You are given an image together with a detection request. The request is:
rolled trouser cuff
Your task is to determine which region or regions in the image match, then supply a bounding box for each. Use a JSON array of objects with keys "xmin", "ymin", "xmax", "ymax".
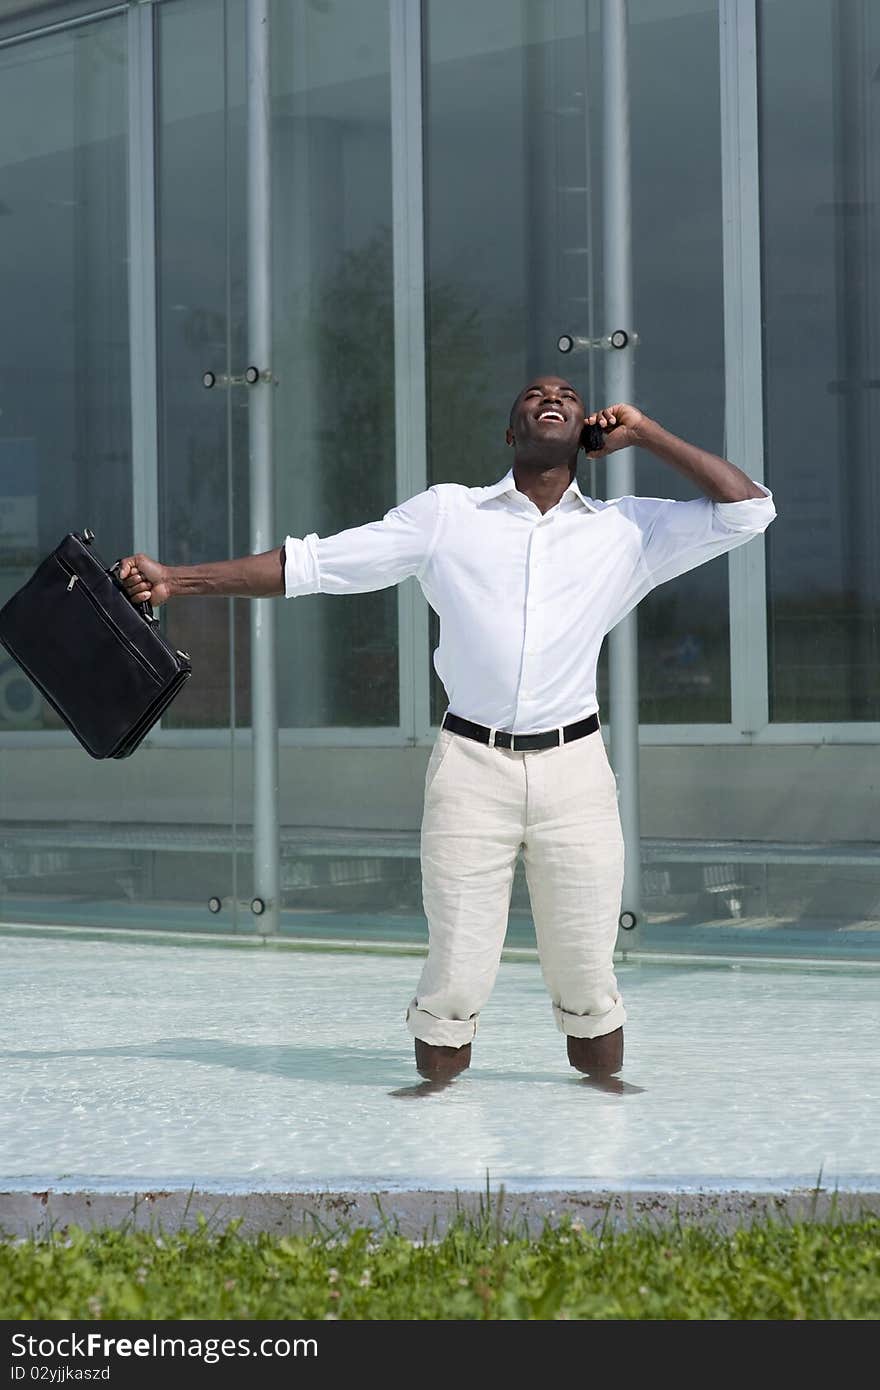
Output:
[
  {"xmin": 405, "ymin": 1000, "xmax": 478, "ymax": 1047},
  {"xmin": 553, "ymin": 996, "xmax": 626, "ymax": 1039}
]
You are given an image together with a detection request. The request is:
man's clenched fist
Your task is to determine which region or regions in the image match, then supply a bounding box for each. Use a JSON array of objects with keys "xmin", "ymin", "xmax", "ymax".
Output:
[{"xmin": 117, "ymin": 554, "xmax": 173, "ymax": 608}]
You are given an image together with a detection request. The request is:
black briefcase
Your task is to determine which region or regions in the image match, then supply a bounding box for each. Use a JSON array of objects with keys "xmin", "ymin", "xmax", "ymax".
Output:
[{"xmin": 0, "ymin": 529, "xmax": 192, "ymax": 759}]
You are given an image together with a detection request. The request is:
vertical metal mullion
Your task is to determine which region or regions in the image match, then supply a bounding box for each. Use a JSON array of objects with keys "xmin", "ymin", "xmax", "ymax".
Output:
[
  {"xmin": 601, "ymin": 0, "xmax": 642, "ymax": 948},
  {"xmin": 390, "ymin": 0, "xmax": 429, "ymax": 742},
  {"xmin": 223, "ymin": 0, "xmax": 238, "ymax": 928},
  {"xmin": 127, "ymin": 1, "xmax": 159, "ymax": 580},
  {"xmin": 720, "ymin": 0, "xmax": 769, "ymax": 736},
  {"xmin": 247, "ymin": 0, "xmax": 280, "ymax": 934}
]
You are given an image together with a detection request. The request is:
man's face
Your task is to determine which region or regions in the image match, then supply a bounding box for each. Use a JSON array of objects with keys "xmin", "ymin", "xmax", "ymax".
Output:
[{"xmin": 506, "ymin": 376, "xmax": 586, "ymax": 455}]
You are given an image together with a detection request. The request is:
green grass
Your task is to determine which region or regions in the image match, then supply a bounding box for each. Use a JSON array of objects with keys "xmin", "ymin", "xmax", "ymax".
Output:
[{"xmin": 2, "ymin": 1196, "xmax": 879, "ymax": 1320}]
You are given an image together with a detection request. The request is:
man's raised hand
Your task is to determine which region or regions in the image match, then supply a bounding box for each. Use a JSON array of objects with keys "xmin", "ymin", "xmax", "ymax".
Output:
[{"xmin": 582, "ymin": 402, "xmax": 646, "ymax": 458}]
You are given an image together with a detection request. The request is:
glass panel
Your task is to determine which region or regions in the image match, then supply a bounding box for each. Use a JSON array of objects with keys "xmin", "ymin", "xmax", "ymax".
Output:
[
  {"xmin": 151, "ymin": 0, "xmax": 244, "ymax": 925},
  {"xmin": 760, "ymin": 0, "xmax": 880, "ymax": 721},
  {"xmin": 625, "ymin": 0, "xmax": 726, "ymax": 723},
  {"xmin": 157, "ymin": 0, "xmax": 250, "ymax": 731},
  {"xmin": 0, "ymin": 14, "xmax": 143, "ymax": 927},
  {"xmin": 424, "ymin": 0, "xmax": 727, "ymax": 728},
  {"xmin": 0, "ymin": 15, "xmax": 130, "ymax": 730},
  {"xmin": 423, "ymin": 0, "xmax": 595, "ymax": 724},
  {"xmin": 270, "ymin": 0, "xmax": 397, "ymax": 727}
]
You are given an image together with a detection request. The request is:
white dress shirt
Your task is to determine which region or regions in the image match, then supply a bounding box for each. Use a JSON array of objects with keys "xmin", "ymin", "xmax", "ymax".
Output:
[{"xmin": 284, "ymin": 468, "xmax": 776, "ymax": 733}]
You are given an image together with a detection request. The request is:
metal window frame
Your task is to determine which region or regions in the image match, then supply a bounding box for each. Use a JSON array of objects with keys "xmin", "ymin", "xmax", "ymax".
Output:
[
  {"xmin": 128, "ymin": 0, "xmax": 160, "ymax": 577},
  {"xmin": 388, "ymin": 0, "xmax": 430, "ymax": 745},
  {"xmin": 0, "ymin": 2, "xmax": 127, "ymax": 48},
  {"xmin": 720, "ymin": 0, "xmax": 770, "ymax": 743},
  {"xmin": 7, "ymin": 720, "xmax": 880, "ymax": 753}
]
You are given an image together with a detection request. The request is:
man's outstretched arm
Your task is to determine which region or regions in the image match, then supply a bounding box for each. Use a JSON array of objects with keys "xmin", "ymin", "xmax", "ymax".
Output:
[
  {"xmin": 117, "ymin": 487, "xmax": 441, "ymax": 608},
  {"xmin": 117, "ymin": 547, "xmax": 285, "ymax": 607}
]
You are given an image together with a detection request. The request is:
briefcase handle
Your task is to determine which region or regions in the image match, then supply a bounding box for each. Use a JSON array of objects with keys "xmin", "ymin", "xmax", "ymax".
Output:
[
  {"xmin": 76, "ymin": 528, "xmax": 158, "ymax": 624},
  {"xmin": 107, "ymin": 558, "xmax": 157, "ymax": 624}
]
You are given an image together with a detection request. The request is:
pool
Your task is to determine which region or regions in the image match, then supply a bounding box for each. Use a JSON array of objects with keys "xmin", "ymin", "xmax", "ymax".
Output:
[{"xmin": 1, "ymin": 928, "xmax": 877, "ymax": 1194}]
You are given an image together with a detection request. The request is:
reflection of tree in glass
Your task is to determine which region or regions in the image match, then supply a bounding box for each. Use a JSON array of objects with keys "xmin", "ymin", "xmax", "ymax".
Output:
[
  {"xmin": 308, "ymin": 227, "xmax": 397, "ymax": 530},
  {"xmin": 164, "ymin": 436, "xmax": 225, "ymax": 563},
  {"xmin": 155, "ymin": 263, "xmax": 258, "ymax": 725},
  {"xmin": 277, "ymin": 225, "xmax": 503, "ymax": 722},
  {"xmin": 425, "ymin": 275, "xmax": 516, "ymax": 491},
  {"xmin": 289, "ymin": 225, "xmax": 507, "ymax": 502},
  {"xmin": 167, "ymin": 296, "xmax": 242, "ymax": 565}
]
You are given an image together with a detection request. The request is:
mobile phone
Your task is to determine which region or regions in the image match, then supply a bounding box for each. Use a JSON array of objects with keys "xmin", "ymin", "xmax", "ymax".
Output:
[{"xmin": 581, "ymin": 421, "xmax": 606, "ymax": 454}]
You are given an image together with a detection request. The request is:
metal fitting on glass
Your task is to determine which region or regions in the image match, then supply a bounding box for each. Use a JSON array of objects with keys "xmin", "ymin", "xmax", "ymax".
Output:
[
  {"xmin": 202, "ymin": 366, "xmax": 272, "ymax": 388},
  {"xmin": 557, "ymin": 330, "xmax": 639, "ymax": 354}
]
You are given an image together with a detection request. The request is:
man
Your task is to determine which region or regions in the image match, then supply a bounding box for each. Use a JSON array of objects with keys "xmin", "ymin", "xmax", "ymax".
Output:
[{"xmin": 118, "ymin": 380, "xmax": 776, "ymax": 1083}]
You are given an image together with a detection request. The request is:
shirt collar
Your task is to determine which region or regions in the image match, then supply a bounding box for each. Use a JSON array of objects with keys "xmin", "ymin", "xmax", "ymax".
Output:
[{"xmin": 477, "ymin": 468, "xmax": 599, "ymax": 512}]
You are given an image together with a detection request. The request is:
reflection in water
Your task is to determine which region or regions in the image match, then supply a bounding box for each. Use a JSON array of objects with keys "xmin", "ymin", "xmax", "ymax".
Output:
[
  {"xmin": 390, "ymin": 1077, "xmax": 462, "ymax": 1099},
  {"xmin": 579, "ymin": 1076, "xmax": 647, "ymax": 1096},
  {"xmin": 391, "ymin": 1073, "xmax": 648, "ymax": 1098}
]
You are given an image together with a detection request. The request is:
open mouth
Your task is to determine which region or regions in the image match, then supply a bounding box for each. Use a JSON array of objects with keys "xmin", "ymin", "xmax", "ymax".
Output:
[{"xmin": 536, "ymin": 410, "xmax": 565, "ymax": 423}]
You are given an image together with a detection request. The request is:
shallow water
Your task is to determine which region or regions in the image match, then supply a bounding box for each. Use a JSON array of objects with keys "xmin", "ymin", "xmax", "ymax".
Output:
[{"xmin": 0, "ymin": 933, "xmax": 877, "ymax": 1193}]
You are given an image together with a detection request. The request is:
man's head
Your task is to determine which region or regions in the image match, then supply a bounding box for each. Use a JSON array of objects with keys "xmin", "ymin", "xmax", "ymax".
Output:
[{"xmin": 506, "ymin": 375, "xmax": 587, "ymax": 470}]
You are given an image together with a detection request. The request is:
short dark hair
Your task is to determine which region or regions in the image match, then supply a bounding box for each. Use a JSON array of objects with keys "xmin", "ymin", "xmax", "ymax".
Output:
[{"xmin": 509, "ymin": 377, "xmax": 582, "ymax": 429}]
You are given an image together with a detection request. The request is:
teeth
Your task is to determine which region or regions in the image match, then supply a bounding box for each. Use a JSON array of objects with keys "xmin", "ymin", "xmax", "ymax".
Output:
[{"xmin": 538, "ymin": 411, "xmax": 564, "ymax": 421}]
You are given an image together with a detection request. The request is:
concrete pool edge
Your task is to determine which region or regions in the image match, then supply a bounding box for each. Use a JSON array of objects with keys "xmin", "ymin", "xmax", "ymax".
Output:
[{"xmin": 2, "ymin": 1187, "xmax": 879, "ymax": 1239}]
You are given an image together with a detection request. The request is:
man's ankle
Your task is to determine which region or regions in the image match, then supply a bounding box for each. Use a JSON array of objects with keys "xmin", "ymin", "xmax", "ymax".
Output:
[
  {"xmin": 414, "ymin": 1038, "xmax": 472, "ymax": 1079},
  {"xmin": 567, "ymin": 1027, "xmax": 624, "ymax": 1076}
]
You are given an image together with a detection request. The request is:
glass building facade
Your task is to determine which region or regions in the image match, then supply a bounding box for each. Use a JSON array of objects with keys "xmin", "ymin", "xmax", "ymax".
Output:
[{"xmin": 0, "ymin": 0, "xmax": 877, "ymax": 958}]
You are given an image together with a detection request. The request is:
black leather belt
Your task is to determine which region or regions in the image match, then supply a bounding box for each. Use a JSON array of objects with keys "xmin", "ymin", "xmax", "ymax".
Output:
[{"xmin": 442, "ymin": 710, "xmax": 600, "ymax": 752}]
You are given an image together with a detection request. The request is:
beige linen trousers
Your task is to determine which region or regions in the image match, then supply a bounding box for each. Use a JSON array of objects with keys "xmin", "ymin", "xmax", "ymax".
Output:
[{"xmin": 405, "ymin": 721, "xmax": 627, "ymax": 1047}]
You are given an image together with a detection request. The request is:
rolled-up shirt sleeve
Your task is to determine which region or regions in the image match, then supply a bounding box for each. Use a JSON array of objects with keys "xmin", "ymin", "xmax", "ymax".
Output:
[
  {"xmin": 283, "ymin": 486, "xmax": 441, "ymax": 598},
  {"xmin": 630, "ymin": 480, "xmax": 777, "ymax": 589}
]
